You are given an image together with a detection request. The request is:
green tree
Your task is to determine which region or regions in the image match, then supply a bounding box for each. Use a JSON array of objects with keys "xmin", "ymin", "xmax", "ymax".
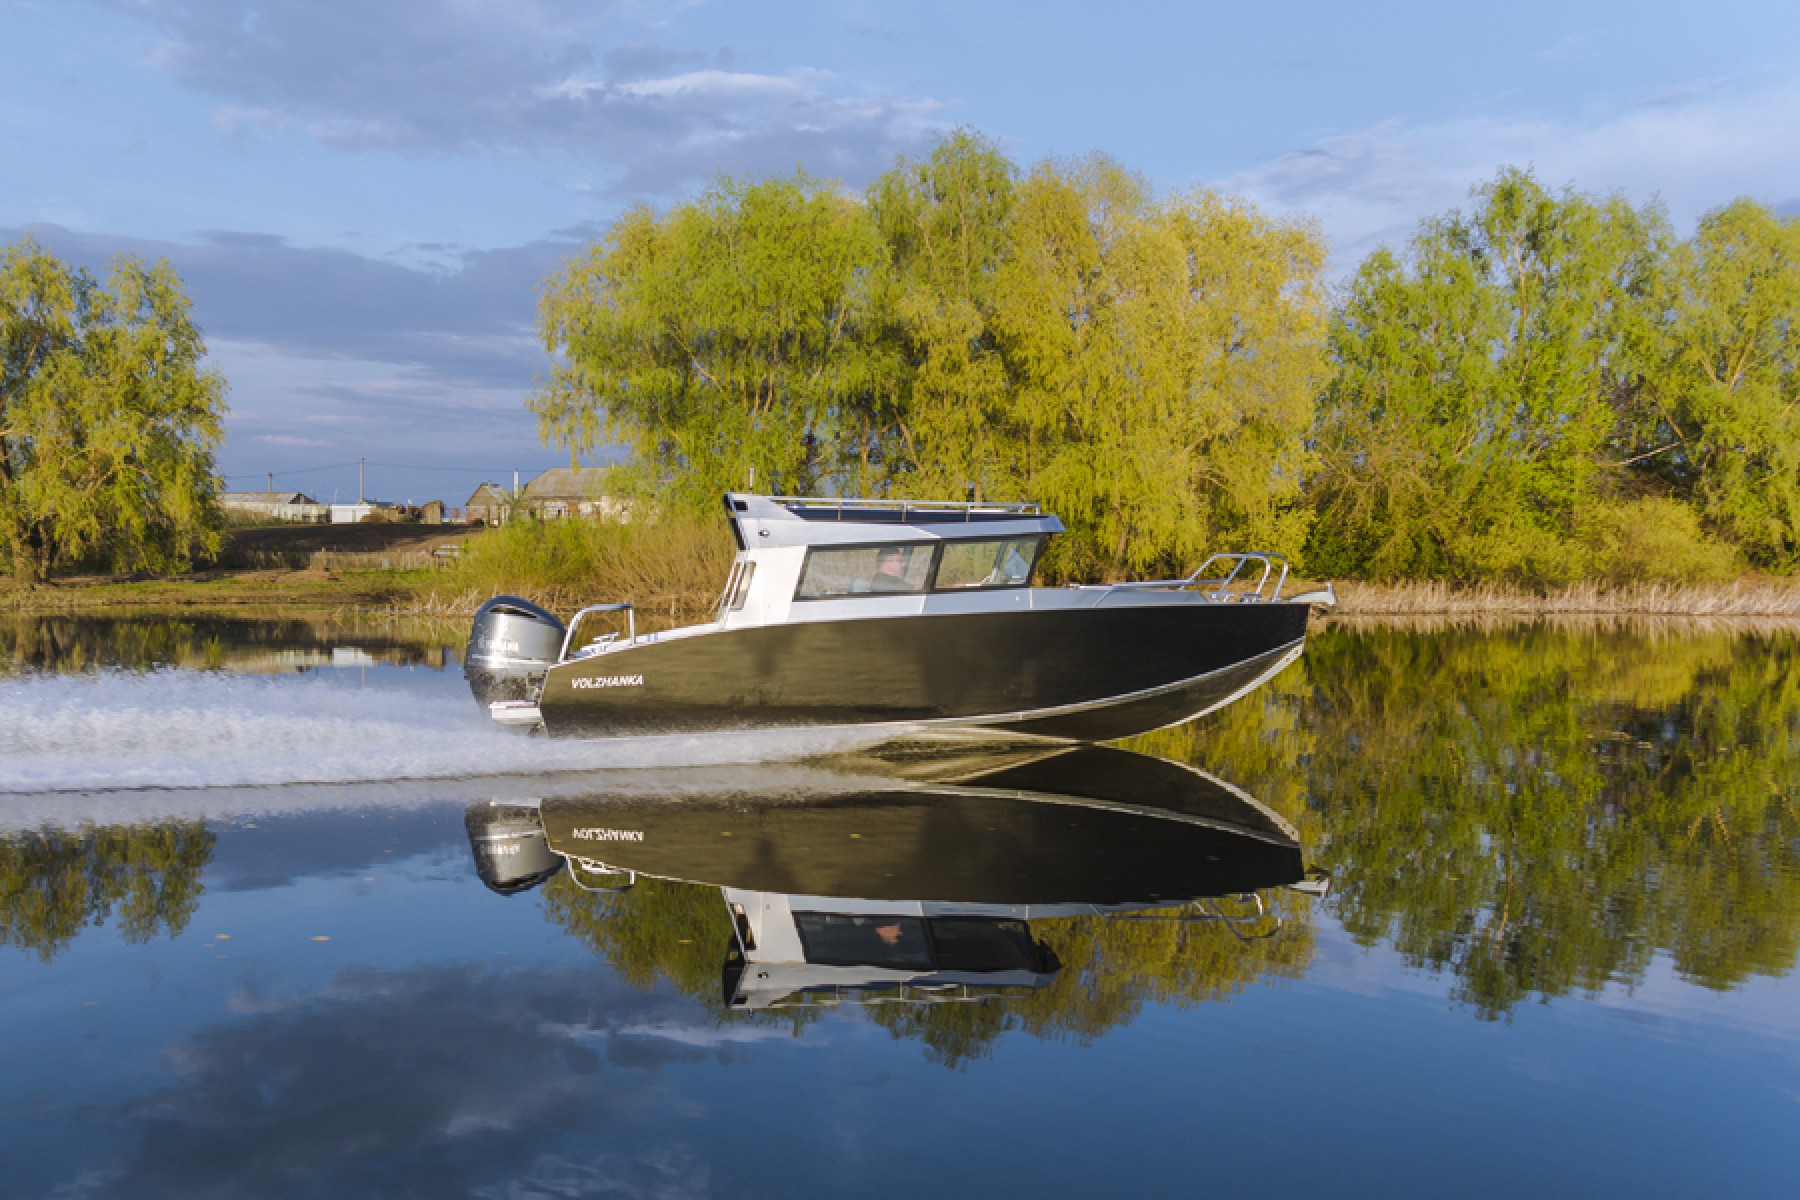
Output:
[
  {"xmin": 866, "ymin": 130, "xmax": 1020, "ymax": 501},
  {"xmin": 984, "ymin": 162, "xmax": 1325, "ymax": 574},
  {"xmin": 1625, "ymin": 200, "xmax": 1800, "ymax": 568},
  {"xmin": 1, "ymin": 239, "xmax": 227, "ymax": 584},
  {"xmin": 532, "ymin": 134, "xmax": 1328, "ymax": 576},
  {"xmin": 532, "ymin": 173, "xmax": 894, "ymax": 510},
  {"xmin": 1308, "ymin": 170, "xmax": 1676, "ymax": 582}
]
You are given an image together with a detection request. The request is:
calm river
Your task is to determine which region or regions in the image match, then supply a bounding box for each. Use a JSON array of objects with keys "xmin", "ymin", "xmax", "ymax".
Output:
[{"xmin": 1, "ymin": 612, "xmax": 1796, "ymax": 1198}]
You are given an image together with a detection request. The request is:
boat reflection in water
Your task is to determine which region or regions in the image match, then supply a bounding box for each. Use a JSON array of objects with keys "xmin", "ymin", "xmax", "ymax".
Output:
[{"xmin": 464, "ymin": 741, "xmax": 1326, "ymax": 1010}]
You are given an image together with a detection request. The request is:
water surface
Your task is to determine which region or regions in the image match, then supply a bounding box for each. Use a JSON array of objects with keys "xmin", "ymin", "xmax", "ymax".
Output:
[{"xmin": 2, "ymin": 614, "xmax": 1796, "ymax": 1198}]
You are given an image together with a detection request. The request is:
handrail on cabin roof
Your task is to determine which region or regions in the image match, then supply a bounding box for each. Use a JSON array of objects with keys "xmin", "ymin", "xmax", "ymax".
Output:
[{"xmin": 760, "ymin": 494, "xmax": 1042, "ymax": 520}]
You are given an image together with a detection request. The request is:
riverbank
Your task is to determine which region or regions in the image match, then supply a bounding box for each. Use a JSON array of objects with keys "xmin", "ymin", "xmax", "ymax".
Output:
[
  {"xmin": 10, "ymin": 570, "xmax": 1800, "ymax": 624},
  {"xmin": 0, "ymin": 568, "xmax": 424, "ymax": 612}
]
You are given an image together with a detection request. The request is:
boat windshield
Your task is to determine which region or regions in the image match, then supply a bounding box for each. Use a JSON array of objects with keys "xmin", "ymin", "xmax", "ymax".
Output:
[
  {"xmin": 795, "ymin": 544, "xmax": 935, "ymax": 599},
  {"xmin": 793, "ymin": 536, "xmax": 1044, "ymax": 601},
  {"xmin": 933, "ymin": 537, "xmax": 1039, "ymax": 590}
]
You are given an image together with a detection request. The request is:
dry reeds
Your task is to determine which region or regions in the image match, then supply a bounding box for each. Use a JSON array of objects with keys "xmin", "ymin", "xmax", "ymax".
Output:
[
  {"xmin": 418, "ymin": 516, "xmax": 735, "ymax": 630},
  {"xmin": 1332, "ymin": 578, "xmax": 1800, "ymax": 628}
]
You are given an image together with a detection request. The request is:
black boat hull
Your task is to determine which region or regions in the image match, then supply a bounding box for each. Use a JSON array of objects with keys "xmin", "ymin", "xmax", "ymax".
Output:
[
  {"xmin": 537, "ymin": 601, "xmax": 1309, "ymax": 740},
  {"xmin": 534, "ymin": 745, "xmax": 1304, "ymax": 906}
]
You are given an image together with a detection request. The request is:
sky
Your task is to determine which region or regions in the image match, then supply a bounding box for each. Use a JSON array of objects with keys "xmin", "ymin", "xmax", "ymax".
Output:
[{"xmin": 3, "ymin": 0, "xmax": 1798, "ymax": 507}]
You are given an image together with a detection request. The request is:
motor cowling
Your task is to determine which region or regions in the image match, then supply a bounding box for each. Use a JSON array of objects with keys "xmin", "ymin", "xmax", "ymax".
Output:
[
  {"xmin": 464, "ymin": 801, "xmax": 563, "ymax": 895},
  {"xmin": 464, "ymin": 594, "xmax": 565, "ymax": 708}
]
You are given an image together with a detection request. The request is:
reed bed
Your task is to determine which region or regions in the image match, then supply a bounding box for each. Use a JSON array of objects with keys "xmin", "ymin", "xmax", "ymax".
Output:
[
  {"xmin": 1333, "ymin": 579, "xmax": 1800, "ymax": 625},
  {"xmin": 412, "ymin": 516, "xmax": 733, "ymax": 631}
]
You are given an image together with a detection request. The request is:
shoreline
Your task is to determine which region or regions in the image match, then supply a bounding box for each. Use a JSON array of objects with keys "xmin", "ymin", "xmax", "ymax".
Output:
[
  {"xmin": 7, "ymin": 572, "xmax": 1800, "ymax": 623},
  {"xmin": 1331, "ymin": 579, "xmax": 1800, "ymax": 619}
]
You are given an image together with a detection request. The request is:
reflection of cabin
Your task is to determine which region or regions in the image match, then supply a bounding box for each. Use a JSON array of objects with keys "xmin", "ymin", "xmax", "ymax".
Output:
[
  {"xmin": 721, "ymin": 888, "xmax": 1060, "ymax": 1010},
  {"xmin": 220, "ymin": 491, "xmax": 329, "ymax": 524},
  {"xmin": 524, "ymin": 466, "xmax": 626, "ymax": 520}
]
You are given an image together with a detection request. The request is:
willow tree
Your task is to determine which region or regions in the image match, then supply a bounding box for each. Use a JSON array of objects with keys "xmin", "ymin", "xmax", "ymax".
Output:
[
  {"xmin": 867, "ymin": 130, "xmax": 1019, "ymax": 499},
  {"xmin": 978, "ymin": 159, "xmax": 1327, "ymax": 576},
  {"xmin": 1308, "ymin": 170, "xmax": 1686, "ymax": 582},
  {"xmin": 532, "ymin": 173, "xmax": 895, "ymax": 509},
  {"xmin": 1, "ymin": 240, "xmax": 226, "ymax": 584},
  {"xmin": 1623, "ymin": 200, "xmax": 1800, "ymax": 568}
]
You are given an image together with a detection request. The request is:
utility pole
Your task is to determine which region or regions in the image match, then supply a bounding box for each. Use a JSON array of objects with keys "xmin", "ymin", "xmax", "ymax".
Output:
[{"xmin": 359, "ymin": 457, "xmax": 365, "ymax": 504}]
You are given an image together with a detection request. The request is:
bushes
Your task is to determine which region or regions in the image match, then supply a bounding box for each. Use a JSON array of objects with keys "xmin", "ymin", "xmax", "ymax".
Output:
[
  {"xmin": 434, "ymin": 516, "xmax": 734, "ymax": 630},
  {"xmin": 1575, "ymin": 498, "xmax": 1739, "ymax": 584}
]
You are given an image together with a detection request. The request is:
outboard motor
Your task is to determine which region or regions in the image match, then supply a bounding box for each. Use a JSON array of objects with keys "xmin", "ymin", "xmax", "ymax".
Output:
[
  {"xmin": 464, "ymin": 594, "xmax": 565, "ymax": 708},
  {"xmin": 464, "ymin": 801, "xmax": 564, "ymax": 895}
]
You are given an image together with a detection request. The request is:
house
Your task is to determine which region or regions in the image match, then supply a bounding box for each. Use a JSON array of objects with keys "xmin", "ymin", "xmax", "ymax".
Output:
[
  {"xmin": 330, "ymin": 502, "xmax": 378, "ymax": 524},
  {"xmin": 466, "ymin": 483, "xmax": 511, "ymax": 525},
  {"xmin": 522, "ymin": 466, "xmax": 627, "ymax": 521},
  {"xmin": 220, "ymin": 491, "xmax": 329, "ymax": 523}
]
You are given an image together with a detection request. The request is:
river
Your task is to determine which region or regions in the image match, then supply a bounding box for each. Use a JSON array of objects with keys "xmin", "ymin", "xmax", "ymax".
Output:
[{"xmin": 1, "ymin": 612, "xmax": 1795, "ymax": 1198}]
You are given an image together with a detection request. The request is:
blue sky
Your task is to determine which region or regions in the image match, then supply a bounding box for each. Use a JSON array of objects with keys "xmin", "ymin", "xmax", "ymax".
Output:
[{"xmin": 4, "ymin": 0, "xmax": 1798, "ymax": 507}]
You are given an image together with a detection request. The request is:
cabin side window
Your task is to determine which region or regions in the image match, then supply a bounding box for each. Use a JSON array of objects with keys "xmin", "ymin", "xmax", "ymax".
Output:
[
  {"xmin": 932, "ymin": 537, "xmax": 1042, "ymax": 590},
  {"xmin": 794, "ymin": 544, "xmax": 934, "ymax": 600},
  {"xmin": 727, "ymin": 561, "xmax": 756, "ymax": 611},
  {"xmin": 795, "ymin": 913, "xmax": 934, "ymax": 970}
]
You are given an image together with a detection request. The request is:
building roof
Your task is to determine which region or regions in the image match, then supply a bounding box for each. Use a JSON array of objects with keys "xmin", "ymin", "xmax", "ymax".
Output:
[
  {"xmin": 221, "ymin": 491, "xmax": 318, "ymax": 505},
  {"xmin": 523, "ymin": 466, "xmax": 617, "ymax": 499}
]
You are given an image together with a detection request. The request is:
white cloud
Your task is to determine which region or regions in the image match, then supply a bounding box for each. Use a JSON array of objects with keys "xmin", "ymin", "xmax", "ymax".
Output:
[
  {"xmin": 1219, "ymin": 76, "xmax": 1800, "ymax": 269},
  {"xmin": 93, "ymin": 0, "xmax": 946, "ymax": 197},
  {"xmin": 613, "ymin": 67, "xmax": 828, "ymax": 101}
]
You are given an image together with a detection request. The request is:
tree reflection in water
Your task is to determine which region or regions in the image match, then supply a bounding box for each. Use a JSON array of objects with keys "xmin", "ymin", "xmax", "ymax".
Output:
[
  {"xmin": 1138, "ymin": 622, "xmax": 1800, "ymax": 1020},
  {"xmin": 539, "ymin": 873, "xmax": 1318, "ymax": 1067},
  {"xmin": 0, "ymin": 822, "xmax": 214, "ymax": 961},
  {"xmin": 539, "ymin": 623, "xmax": 1800, "ymax": 1048}
]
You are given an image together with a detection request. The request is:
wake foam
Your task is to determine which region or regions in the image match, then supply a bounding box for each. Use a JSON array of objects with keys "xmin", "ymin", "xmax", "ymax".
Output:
[{"xmin": 0, "ymin": 670, "xmax": 902, "ymax": 796}]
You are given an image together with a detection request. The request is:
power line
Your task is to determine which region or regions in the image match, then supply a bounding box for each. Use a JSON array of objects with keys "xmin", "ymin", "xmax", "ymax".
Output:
[
  {"xmin": 224, "ymin": 458, "xmax": 574, "ymax": 481},
  {"xmin": 221, "ymin": 462, "xmax": 360, "ymax": 479}
]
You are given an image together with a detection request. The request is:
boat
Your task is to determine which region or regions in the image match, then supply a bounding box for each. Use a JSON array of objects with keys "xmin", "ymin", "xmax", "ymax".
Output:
[
  {"xmin": 464, "ymin": 493, "xmax": 1333, "ymax": 740},
  {"xmin": 460, "ymin": 741, "xmax": 1327, "ymax": 1009}
]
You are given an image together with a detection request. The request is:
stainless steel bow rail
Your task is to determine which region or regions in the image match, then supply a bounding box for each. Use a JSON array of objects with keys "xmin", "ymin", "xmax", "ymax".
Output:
[{"xmin": 1075, "ymin": 552, "xmax": 1293, "ymax": 603}]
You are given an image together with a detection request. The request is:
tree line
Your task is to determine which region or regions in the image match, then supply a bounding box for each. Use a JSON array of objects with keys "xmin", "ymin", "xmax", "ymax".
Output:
[
  {"xmin": 5, "ymin": 130, "xmax": 1795, "ymax": 586},
  {"xmin": 535, "ymin": 132, "xmax": 1800, "ymax": 583}
]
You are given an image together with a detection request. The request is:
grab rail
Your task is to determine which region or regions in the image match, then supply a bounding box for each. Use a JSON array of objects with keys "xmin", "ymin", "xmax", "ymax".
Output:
[
  {"xmin": 566, "ymin": 858, "xmax": 636, "ymax": 894},
  {"xmin": 558, "ymin": 602, "xmax": 636, "ymax": 662},
  {"xmin": 1191, "ymin": 552, "xmax": 1290, "ymax": 602},
  {"xmin": 1099, "ymin": 892, "xmax": 1283, "ymax": 941},
  {"xmin": 1095, "ymin": 552, "xmax": 1290, "ymax": 602},
  {"xmin": 764, "ymin": 495, "xmax": 1041, "ymax": 520}
]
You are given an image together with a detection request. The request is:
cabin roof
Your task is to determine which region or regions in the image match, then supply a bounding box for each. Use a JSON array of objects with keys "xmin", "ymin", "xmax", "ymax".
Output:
[{"xmin": 723, "ymin": 493, "xmax": 1063, "ymax": 549}]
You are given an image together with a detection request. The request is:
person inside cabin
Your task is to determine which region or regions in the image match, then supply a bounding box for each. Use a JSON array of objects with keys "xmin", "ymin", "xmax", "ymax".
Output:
[{"xmin": 870, "ymin": 547, "xmax": 912, "ymax": 592}]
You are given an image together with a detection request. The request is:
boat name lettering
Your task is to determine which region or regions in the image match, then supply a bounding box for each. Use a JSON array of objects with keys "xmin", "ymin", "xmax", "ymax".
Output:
[
  {"xmin": 570, "ymin": 828, "xmax": 645, "ymax": 842},
  {"xmin": 571, "ymin": 674, "xmax": 644, "ymax": 689}
]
